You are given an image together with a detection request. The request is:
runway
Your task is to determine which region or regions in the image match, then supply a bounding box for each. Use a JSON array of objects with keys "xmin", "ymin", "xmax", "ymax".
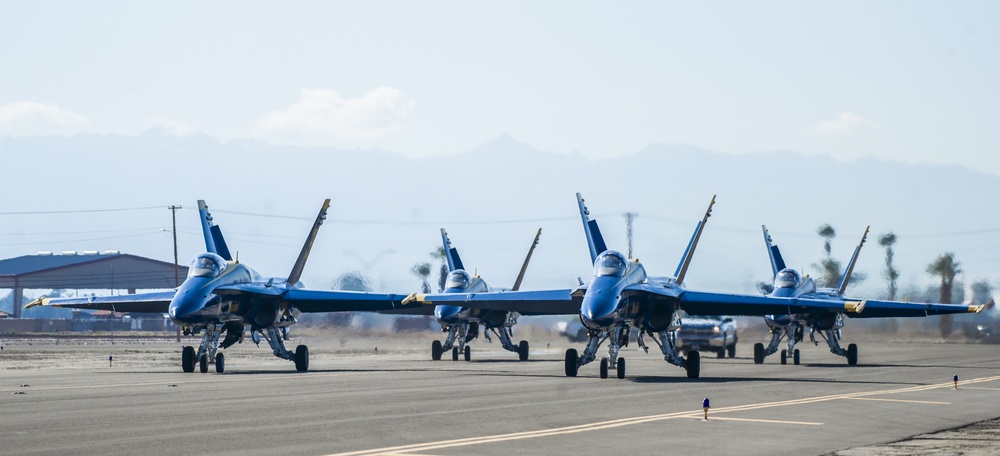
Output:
[{"xmin": 2, "ymin": 336, "xmax": 999, "ymax": 455}]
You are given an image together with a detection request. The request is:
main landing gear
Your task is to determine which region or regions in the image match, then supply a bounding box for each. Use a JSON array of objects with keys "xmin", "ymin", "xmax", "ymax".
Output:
[
  {"xmin": 258, "ymin": 326, "xmax": 309, "ymax": 372},
  {"xmin": 565, "ymin": 323, "xmax": 701, "ymax": 379},
  {"xmin": 432, "ymin": 322, "xmax": 530, "ymax": 362},
  {"xmin": 180, "ymin": 324, "xmax": 308, "ymax": 373},
  {"xmin": 755, "ymin": 316, "xmax": 859, "ymax": 366}
]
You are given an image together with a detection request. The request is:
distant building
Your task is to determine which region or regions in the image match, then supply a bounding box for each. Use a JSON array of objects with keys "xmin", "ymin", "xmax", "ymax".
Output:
[{"xmin": 0, "ymin": 251, "xmax": 187, "ymax": 318}]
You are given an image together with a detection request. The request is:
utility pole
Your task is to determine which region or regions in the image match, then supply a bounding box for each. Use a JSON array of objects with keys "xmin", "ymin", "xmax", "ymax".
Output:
[
  {"xmin": 168, "ymin": 205, "xmax": 181, "ymax": 287},
  {"xmin": 168, "ymin": 205, "xmax": 182, "ymax": 343}
]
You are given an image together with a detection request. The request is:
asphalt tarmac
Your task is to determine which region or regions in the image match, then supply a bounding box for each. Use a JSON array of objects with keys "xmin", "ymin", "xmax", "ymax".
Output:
[{"xmin": 2, "ymin": 336, "xmax": 999, "ymax": 456}]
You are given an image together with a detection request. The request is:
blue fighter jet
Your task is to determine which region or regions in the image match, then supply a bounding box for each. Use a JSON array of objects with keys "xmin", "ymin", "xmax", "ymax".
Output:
[
  {"xmin": 752, "ymin": 225, "xmax": 983, "ymax": 366},
  {"xmin": 402, "ymin": 193, "xmax": 982, "ymax": 379},
  {"xmin": 26, "ymin": 199, "xmax": 408, "ymax": 373},
  {"xmin": 400, "ymin": 228, "xmax": 540, "ymax": 361}
]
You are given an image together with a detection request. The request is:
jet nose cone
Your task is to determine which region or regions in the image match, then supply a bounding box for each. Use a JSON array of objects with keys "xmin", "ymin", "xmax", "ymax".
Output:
[
  {"xmin": 435, "ymin": 305, "xmax": 462, "ymax": 323},
  {"xmin": 168, "ymin": 293, "xmax": 204, "ymax": 323},
  {"xmin": 581, "ymin": 293, "xmax": 618, "ymax": 328}
]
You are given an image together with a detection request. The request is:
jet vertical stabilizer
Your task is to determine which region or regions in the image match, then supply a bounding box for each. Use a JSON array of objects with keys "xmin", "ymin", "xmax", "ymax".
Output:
[
  {"xmin": 577, "ymin": 193, "xmax": 607, "ymax": 264},
  {"xmin": 762, "ymin": 225, "xmax": 786, "ymax": 278},
  {"xmin": 440, "ymin": 228, "xmax": 465, "ymax": 272},
  {"xmin": 198, "ymin": 200, "xmax": 221, "ymax": 257},
  {"xmin": 197, "ymin": 201, "xmax": 232, "ymax": 261},
  {"xmin": 512, "ymin": 228, "xmax": 542, "ymax": 291},
  {"xmin": 837, "ymin": 226, "xmax": 870, "ymax": 295},
  {"xmin": 286, "ymin": 199, "xmax": 331, "ymax": 285},
  {"xmin": 674, "ymin": 195, "xmax": 716, "ymax": 286}
]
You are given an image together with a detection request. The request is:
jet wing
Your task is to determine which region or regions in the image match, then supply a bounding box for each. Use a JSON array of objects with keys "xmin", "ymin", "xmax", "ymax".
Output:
[
  {"xmin": 213, "ymin": 283, "xmax": 408, "ymax": 313},
  {"xmin": 672, "ymin": 290, "xmax": 857, "ymax": 316},
  {"xmin": 400, "ymin": 289, "xmax": 581, "ymax": 316},
  {"xmin": 24, "ymin": 291, "xmax": 175, "ymax": 313},
  {"xmin": 841, "ymin": 299, "xmax": 984, "ymax": 318},
  {"xmin": 628, "ymin": 285, "xmax": 862, "ymax": 316}
]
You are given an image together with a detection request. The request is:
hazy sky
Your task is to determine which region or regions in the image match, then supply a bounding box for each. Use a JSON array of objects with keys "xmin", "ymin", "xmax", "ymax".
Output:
[{"xmin": 1, "ymin": 2, "xmax": 998, "ymax": 174}]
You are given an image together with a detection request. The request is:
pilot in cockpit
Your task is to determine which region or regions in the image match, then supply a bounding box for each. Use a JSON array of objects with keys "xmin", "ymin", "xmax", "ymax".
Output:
[
  {"xmin": 188, "ymin": 253, "xmax": 227, "ymax": 278},
  {"xmin": 445, "ymin": 270, "xmax": 472, "ymax": 290},
  {"xmin": 774, "ymin": 268, "xmax": 801, "ymax": 289},
  {"xmin": 595, "ymin": 251, "xmax": 629, "ymax": 277}
]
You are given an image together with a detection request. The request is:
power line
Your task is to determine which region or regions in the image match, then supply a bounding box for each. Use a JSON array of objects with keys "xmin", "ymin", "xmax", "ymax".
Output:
[{"xmin": 0, "ymin": 206, "xmax": 168, "ymax": 215}]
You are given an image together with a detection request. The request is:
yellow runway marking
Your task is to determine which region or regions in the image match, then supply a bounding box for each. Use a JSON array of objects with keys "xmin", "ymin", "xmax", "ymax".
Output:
[
  {"xmin": 327, "ymin": 374, "xmax": 1000, "ymax": 456},
  {"xmin": 845, "ymin": 397, "xmax": 950, "ymax": 405},
  {"xmin": 702, "ymin": 417, "xmax": 823, "ymax": 426}
]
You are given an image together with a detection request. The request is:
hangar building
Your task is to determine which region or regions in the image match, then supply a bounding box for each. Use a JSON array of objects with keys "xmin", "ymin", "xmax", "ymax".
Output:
[{"xmin": 0, "ymin": 251, "xmax": 186, "ymax": 318}]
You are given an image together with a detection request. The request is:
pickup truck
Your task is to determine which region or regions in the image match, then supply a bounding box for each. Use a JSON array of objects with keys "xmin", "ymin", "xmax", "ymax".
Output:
[{"xmin": 675, "ymin": 316, "xmax": 738, "ymax": 358}]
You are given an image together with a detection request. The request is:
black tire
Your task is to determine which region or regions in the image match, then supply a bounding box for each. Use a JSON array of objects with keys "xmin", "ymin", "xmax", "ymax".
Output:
[
  {"xmin": 727, "ymin": 344, "xmax": 736, "ymax": 358},
  {"xmin": 780, "ymin": 349, "xmax": 787, "ymax": 365},
  {"xmin": 793, "ymin": 349, "xmax": 800, "ymax": 365},
  {"xmin": 564, "ymin": 349, "xmax": 579, "ymax": 377},
  {"xmin": 518, "ymin": 340, "xmax": 529, "ymax": 361},
  {"xmin": 215, "ymin": 353, "xmax": 225, "ymax": 374},
  {"xmin": 464, "ymin": 346, "xmax": 471, "ymax": 362},
  {"xmin": 599, "ymin": 357, "xmax": 609, "ymax": 379},
  {"xmin": 846, "ymin": 343, "xmax": 858, "ymax": 366},
  {"xmin": 294, "ymin": 345, "xmax": 309, "ymax": 372},
  {"xmin": 182, "ymin": 346, "xmax": 195, "ymax": 373},
  {"xmin": 616, "ymin": 357, "xmax": 626, "ymax": 379},
  {"xmin": 452, "ymin": 346, "xmax": 459, "ymax": 361},
  {"xmin": 199, "ymin": 354, "xmax": 208, "ymax": 373},
  {"xmin": 716, "ymin": 349, "xmax": 725, "ymax": 359},
  {"xmin": 431, "ymin": 340, "xmax": 443, "ymax": 361},
  {"xmin": 753, "ymin": 343, "xmax": 764, "ymax": 365},
  {"xmin": 686, "ymin": 351, "xmax": 701, "ymax": 379}
]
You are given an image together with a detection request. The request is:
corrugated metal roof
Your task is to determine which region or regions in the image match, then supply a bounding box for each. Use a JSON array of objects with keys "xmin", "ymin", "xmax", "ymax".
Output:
[{"xmin": 0, "ymin": 253, "xmax": 123, "ymax": 275}]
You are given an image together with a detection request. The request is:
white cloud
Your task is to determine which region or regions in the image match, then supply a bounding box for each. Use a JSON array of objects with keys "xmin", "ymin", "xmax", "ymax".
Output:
[
  {"xmin": 0, "ymin": 101, "xmax": 90, "ymax": 135},
  {"xmin": 255, "ymin": 87, "xmax": 415, "ymax": 143},
  {"xmin": 150, "ymin": 117, "xmax": 200, "ymax": 137},
  {"xmin": 813, "ymin": 112, "xmax": 879, "ymax": 135}
]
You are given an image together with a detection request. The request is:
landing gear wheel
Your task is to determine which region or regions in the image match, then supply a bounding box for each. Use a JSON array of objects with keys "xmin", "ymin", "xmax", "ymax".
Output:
[
  {"xmin": 846, "ymin": 343, "xmax": 858, "ymax": 366},
  {"xmin": 452, "ymin": 347, "xmax": 459, "ymax": 361},
  {"xmin": 215, "ymin": 353, "xmax": 225, "ymax": 374},
  {"xmin": 564, "ymin": 349, "xmax": 579, "ymax": 377},
  {"xmin": 517, "ymin": 340, "xmax": 529, "ymax": 361},
  {"xmin": 780, "ymin": 349, "xmax": 788, "ymax": 365},
  {"xmin": 182, "ymin": 346, "xmax": 195, "ymax": 373},
  {"xmin": 294, "ymin": 345, "xmax": 309, "ymax": 372},
  {"xmin": 716, "ymin": 349, "xmax": 725, "ymax": 359},
  {"xmin": 686, "ymin": 351, "xmax": 701, "ymax": 379},
  {"xmin": 199, "ymin": 354, "xmax": 208, "ymax": 373},
  {"xmin": 599, "ymin": 357, "xmax": 609, "ymax": 379},
  {"xmin": 616, "ymin": 357, "xmax": 626, "ymax": 379},
  {"xmin": 793, "ymin": 349, "xmax": 800, "ymax": 365},
  {"xmin": 431, "ymin": 340, "xmax": 443, "ymax": 361},
  {"xmin": 753, "ymin": 343, "xmax": 764, "ymax": 365},
  {"xmin": 727, "ymin": 344, "xmax": 736, "ymax": 358},
  {"xmin": 464, "ymin": 346, "xmax": 471, "ymax": 362}
]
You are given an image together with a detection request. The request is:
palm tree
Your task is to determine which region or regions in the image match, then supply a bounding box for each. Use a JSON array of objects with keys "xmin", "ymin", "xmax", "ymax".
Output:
[
  {"xmin": 814, "ymin": 224, "xmax": 842, "ymax": 288},
  {"xmin": 411, "ymin": 262, "xmax": 432, "ymax": 293},
  {"xmin": 430, "ymin": 246, "xmax": 448, "ymax": 292},
  {"xmin": 927, "ymin": 253, "xmax": 962, "ymax": 338},
  {"xmin": 878, "ymin": 232, "xmax": 899, "ymax": 300}
]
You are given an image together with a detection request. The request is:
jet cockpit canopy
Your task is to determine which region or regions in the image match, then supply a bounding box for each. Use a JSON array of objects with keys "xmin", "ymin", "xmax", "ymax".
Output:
[
  {"xmin": 445, "ymin": 270, "xmax": 472, "ymax": 289},
  {"xmin": 188, "ymin": 252, "xmax": 228, "ymax": 278},
  {"xmin": 595, "ymin": 251, "xmax": 629, "ymax": 277},
  {"xmin": 774, "ymin": 268, "xmax": 801, "ymax": 289}
]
